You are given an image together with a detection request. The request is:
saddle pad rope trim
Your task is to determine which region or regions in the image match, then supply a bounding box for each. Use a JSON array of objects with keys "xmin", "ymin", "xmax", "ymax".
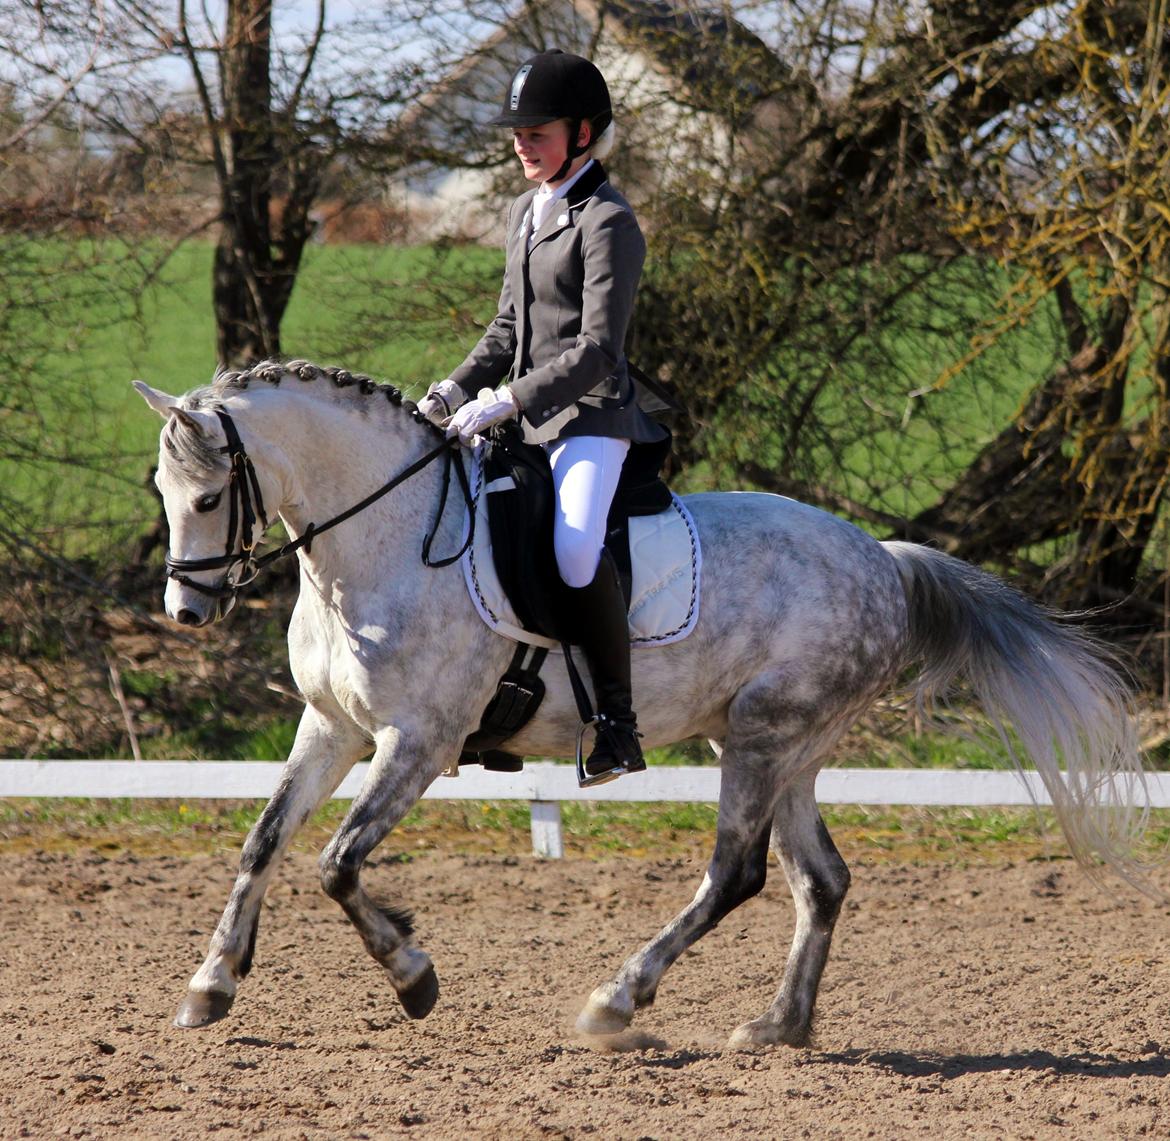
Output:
[{"xmin": 461, "ymin": 446, "xmax": 702, "ymax": 651}]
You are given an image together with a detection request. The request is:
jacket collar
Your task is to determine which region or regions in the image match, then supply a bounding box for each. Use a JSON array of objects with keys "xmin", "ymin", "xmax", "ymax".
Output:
[{"xmin": 563, "ymin": 161, "xmax": 608, "ymax": 210}]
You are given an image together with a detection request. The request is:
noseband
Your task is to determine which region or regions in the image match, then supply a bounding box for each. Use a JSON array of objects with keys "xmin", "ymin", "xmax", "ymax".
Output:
[{"xmin": 165, "ymin": 407, "xmax": 470, "ymax": 605}]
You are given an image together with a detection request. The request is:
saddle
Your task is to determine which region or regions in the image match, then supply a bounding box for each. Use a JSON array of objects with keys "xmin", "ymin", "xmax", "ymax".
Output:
[{"xmin": 460, "ymin": 422, "xmax": 672, "ymax": 771}]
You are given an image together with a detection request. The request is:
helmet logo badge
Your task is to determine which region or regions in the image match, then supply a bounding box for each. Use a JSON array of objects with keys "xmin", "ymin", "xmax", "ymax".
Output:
[{"xmin": 509, "ymin": 64, "xmax": 533, "ymax": 111}]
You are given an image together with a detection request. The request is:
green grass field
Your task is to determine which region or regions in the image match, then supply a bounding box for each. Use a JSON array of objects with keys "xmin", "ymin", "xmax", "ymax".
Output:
[
  {"xmin": 5, "ymin": 239, "xmax": 506, "ymax": 549},
  {"xmin": 6, "ymin": 238, "xmax": 1049, "ymax": 549}
]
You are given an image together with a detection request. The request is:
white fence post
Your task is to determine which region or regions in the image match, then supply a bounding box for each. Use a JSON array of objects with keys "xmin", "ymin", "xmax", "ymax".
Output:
[{"xmin": 529, "ymin": 800, "xmax": 564, "ymax": 859}]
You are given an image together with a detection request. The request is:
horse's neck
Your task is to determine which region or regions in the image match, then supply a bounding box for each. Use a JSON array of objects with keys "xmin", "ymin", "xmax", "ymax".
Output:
[{"xmin": 241, "ymin": 388, "xmax": 441, "ymax": 592}]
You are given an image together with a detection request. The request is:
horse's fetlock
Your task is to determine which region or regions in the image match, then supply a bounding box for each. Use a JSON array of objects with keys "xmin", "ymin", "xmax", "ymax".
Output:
[{"xmin": 191, "ymin": 959, "xmax": 238, "ymax": 997}]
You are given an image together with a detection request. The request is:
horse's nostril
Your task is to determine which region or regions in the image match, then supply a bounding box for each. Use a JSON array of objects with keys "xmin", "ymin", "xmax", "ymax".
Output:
[{"xmin": 175, "ymin": 608, "xmax": 202, "ymax": 626}]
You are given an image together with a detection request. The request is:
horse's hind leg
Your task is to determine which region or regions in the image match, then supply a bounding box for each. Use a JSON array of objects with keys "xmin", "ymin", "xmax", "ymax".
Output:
[
  {"xmin": 317, "ymin": 726, "xmax": 449, "ymax": 1020},
  {"xmin": 576, "ymin": 748, "xmax": 774, "ymax": 1036},
  {"xmin": 175, "ymin": 707, "xmax": 368, "ymax": 1028},
  {"xmin": 728, "ymin": 773, "xmax": 850, "ymax": 1048}
]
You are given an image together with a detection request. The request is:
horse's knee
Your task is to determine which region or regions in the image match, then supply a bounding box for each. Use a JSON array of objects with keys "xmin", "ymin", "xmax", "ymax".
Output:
[
  {"xmin": 732, "ymin": 859, "xmax": 768, "ymax": 907},
  {"xmin": 708, "ymin": 829, "xmax": 770, "ymax": 912},
  {"xmin": 239, "ymin": 810, "xmax": 283, "ymax": 877}
]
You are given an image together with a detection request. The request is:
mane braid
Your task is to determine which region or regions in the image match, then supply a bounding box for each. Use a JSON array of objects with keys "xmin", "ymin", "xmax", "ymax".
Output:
[
  {"xmin": 211, "ymin": 358, "xmax": 407, "ymax": 409},
  {"xmin": 167, "ymin": 358, "xmax": 417, "ymax": 482}
]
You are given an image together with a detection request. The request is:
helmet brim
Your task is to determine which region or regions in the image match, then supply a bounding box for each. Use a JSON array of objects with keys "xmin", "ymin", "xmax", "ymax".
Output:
[{"xmin": 486, "ymin": 111, "xmax": 561, "ymax": 128}]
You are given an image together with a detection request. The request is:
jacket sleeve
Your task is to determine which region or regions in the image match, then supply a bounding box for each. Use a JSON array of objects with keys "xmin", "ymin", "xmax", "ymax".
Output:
[
  {"xmin": 446, "ymin": 201, "xmax": 521, "ymax": 398},
  {"xmin": 509, "ymin": 203, "xmax": 645, "ymax": 427}
]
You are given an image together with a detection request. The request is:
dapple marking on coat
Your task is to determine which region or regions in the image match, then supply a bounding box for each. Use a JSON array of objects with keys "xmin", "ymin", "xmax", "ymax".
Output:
[{"xmin": 134, "ymin": 359, "xmax": 1156, "ymax": 1049}]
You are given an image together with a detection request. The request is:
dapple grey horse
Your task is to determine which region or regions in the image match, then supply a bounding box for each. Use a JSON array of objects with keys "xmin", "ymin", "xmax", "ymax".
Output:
[{"xmin": 135, "ymin": 359, "xmax": 1155, "ymax": 1048}]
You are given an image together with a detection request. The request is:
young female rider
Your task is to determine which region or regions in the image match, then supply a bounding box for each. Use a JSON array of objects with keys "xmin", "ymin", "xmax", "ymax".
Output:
[{"xmin": 417, "ymin": 50, "xmax": 667, "ymax": 786}]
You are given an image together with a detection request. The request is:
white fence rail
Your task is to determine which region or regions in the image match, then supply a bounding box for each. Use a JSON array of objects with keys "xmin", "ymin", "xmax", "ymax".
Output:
[{"xmin": 4, "ymin": 761, "xmax": 1170, "ymax": 858}]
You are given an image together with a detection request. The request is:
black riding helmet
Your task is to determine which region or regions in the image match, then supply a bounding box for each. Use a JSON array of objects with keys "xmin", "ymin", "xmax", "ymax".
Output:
[{"xmin": 489, "ymin": 50, "xmax": 613, "ymax": 181}]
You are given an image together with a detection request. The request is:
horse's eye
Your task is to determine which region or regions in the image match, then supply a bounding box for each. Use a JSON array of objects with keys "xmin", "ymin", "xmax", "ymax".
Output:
[{"xmin": 195, "ymin": 492, "xmax": 222, "ymax": 513}]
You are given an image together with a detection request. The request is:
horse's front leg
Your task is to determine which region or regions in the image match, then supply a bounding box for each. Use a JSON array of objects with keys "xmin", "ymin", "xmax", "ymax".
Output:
[
  {"xmin": 317, "ymin": 724, "xmax": 449, "ymax": 1020},
  {"xmin": 176, "ymin": 706, "xmax": 369, "ymax": 1028}
]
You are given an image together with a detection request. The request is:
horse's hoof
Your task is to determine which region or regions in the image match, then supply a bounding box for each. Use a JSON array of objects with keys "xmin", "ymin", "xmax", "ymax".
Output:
[
  {"xmin": 576, "ymin": 984, "xmax": 634, "ymax": 1036},
  {"xmin": 174, "ymin": 989, "xmax": 235, "ymax": 1029},
  {"xmin": 397, "ymin": 964, "xmax": 439, "ymax": 1020},
  {"xmin": 727, "ymin": 1017, "xmax": 808, "ymax": 1050}
]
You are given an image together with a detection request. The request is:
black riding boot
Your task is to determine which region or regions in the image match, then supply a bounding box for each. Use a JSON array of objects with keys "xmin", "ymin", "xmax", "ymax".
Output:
[{"xmin": 565, "ymin": 549, "xmax": 645, "ymax": 785}]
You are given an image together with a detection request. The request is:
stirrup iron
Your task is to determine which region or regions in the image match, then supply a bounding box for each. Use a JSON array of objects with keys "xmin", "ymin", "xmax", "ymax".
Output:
[
  {"xmin": 576, "ymin": 717, "xmax": 621, "ymax": 788},
  {"xmin": 575, "ymin": 715, "xmax": 641, "ymax": 789}
]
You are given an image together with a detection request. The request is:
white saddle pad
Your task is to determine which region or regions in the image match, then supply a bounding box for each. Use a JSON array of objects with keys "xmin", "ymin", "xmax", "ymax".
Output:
[{"xmin": 461, "ymin": 447, "xmax": 701, "ymax": 651}]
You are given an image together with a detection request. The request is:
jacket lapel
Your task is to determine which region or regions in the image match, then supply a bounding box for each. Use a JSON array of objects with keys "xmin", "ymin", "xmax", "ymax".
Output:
[
  {"xmin": 527, "ymin": 162, "xmax": 608, "ymax": 252},
  {"xmin": 510, "ymin": 188, "xmax": 538, "ymax": 375}
]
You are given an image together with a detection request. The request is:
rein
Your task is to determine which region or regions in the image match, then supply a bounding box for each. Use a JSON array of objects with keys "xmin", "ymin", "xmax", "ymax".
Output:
[{"xmin": 165, "ymin": 408, "xmax": 474, "ymax": 602}]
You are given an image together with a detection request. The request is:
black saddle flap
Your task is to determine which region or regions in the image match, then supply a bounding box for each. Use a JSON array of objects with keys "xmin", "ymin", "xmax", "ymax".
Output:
[
  {"xmin": 481, "ymin": 424, "xmax": 571, "ymax": 641},
  {"xmin": 481, "ymin": 423, "xmax": 673, "ymax": 643}
]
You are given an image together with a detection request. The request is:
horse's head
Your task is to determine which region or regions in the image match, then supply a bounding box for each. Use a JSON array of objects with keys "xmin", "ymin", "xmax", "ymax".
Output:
[{"xmin": 134, "ymin": 380, "xmax": 278, "ymax": 627}]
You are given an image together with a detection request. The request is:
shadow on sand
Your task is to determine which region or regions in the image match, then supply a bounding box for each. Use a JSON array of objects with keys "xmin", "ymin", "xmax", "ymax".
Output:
[{"xmin": 806, "ymin": 1047, "xmax": 1170, "ymax": 1081}]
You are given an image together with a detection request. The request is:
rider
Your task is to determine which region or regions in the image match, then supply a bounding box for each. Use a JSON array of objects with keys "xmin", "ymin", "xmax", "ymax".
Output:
[{"xmin": 417, "ymin": 49, "xmax": 667, "ymax": 785}]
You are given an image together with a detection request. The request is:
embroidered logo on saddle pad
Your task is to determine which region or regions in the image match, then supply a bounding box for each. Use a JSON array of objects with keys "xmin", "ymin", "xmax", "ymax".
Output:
[{"xmin": 462, "ymin": 449, "xmax": 701, "ymax": 650}]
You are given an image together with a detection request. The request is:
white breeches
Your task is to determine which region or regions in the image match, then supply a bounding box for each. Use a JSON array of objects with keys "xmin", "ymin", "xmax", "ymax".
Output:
[{"xmin": 547, "ymin": 435, "xmax": 631, "ymax": 589}]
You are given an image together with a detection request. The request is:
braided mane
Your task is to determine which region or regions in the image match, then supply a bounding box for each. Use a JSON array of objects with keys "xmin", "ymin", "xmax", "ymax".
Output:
[
  {"xmin": 163, "ymin": 358, "xmax": 415, "ymax": 479},
  {"xmin": 210, "ymin": 358, "xmax": 407, "ymax": 406}
]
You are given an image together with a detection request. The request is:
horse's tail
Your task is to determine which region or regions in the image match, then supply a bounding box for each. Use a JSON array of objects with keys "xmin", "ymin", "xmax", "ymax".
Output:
[{"xmin": 883, "ymin": 539, "xmax": 1161, "ymax": 897}]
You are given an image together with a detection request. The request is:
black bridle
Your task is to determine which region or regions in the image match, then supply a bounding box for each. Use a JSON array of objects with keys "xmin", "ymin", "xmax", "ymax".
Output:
[{"xmin": 165, "ymin": 408, "xmax": 473, "ymax": 604}]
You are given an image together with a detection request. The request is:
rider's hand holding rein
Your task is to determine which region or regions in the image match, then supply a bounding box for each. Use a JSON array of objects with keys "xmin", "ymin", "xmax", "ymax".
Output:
[
  {"xmin": 417, "ymin": 378, "xmax": 466, "ymax": 428},
  {"xmin": 446, "ymin": 386, "xmax": 521, "ymax": 445}
]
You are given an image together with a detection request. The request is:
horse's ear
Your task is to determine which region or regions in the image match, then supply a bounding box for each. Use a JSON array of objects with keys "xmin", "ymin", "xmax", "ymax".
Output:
[{"xmin": 133, "ymin": 380, "xmax": 181, "ymax": 419}]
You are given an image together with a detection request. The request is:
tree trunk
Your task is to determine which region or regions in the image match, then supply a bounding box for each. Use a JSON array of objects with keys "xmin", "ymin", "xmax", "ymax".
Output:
[
  {"xmin": 214, "ymin": 0, "xmax": 277, "ymax": 366},
  {"xmin": 212, "ymin": 0, "xmax": 324, "ymax": 367}
]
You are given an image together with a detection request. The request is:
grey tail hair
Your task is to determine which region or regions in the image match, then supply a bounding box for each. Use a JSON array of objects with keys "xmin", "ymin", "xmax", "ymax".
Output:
[{"xmin": 883, "ymin": 539, "xmax": 1161, "ymax": 898}]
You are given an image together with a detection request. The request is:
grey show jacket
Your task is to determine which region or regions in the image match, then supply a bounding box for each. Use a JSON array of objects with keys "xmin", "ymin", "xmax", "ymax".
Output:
[{"xmin": 446, "ymin": 162, "xmax": 667, "ymax": 446}]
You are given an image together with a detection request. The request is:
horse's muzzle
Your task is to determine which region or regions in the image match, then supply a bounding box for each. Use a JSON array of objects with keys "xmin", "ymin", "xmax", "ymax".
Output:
[{"xmin": 165, "ymin": 579, "xmax": 236, "ymax": 627}]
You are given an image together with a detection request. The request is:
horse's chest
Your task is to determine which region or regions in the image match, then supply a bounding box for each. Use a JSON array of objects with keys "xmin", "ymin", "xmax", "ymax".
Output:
[{"xmin": 288, "ymin": 611, "xmax": 385, "ymax": 726}]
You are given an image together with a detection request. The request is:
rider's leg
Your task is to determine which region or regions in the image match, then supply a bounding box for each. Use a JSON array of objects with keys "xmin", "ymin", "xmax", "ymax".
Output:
[{"xmin": 548, "ymin": 435, "xmax": 643, "ymax": 783}]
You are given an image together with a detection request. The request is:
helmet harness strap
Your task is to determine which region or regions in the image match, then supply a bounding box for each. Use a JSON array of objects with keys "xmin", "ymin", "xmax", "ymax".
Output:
[{"xmin": 550, "ymin": 117, "xmax": 586, "ymax": 184}]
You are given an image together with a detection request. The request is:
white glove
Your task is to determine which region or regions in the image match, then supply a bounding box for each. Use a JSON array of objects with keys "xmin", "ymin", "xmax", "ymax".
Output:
[
  {"xmin": 446, "ymin": 386, "xmax": 520, "ymax": 445},
  {"xmin": 417, "ymin": 379, "xmax": 466, "ymax": 427}
]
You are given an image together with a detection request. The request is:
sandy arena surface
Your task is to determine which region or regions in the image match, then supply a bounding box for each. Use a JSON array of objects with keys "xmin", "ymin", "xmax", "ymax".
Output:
[{"xmin": 2, "ymin": 840, "xmax": 1170, "ymax": 1139}]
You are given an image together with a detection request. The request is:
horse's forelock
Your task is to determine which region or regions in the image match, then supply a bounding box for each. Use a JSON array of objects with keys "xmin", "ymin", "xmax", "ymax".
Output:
[{"xmin": 162, "ymin": 390, "xmax": 228, "ymax": 482}]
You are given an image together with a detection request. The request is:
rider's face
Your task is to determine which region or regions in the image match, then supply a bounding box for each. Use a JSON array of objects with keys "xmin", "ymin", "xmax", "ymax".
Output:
[{"xmin": 512, "ymin": 121, "xmax": 573, "ymax": 185}]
